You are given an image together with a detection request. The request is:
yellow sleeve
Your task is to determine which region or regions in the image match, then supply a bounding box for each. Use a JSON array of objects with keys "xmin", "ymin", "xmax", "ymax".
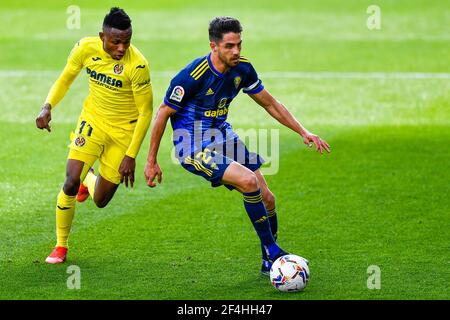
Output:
[
  {"xmin": 125, "ymin": 62, "xmax": 153, "ymax": 158},
  {"xmin": 45, "ymin": 40, "xmax": 84, "ymax": 108}
]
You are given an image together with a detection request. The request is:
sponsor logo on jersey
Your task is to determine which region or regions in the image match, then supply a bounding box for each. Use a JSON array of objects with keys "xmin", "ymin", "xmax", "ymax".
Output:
[
  {"xmin": 218, "ymin": 98, "xmax": 228, "ymax": 108},
  {"xmin": 170, "ymin": 86, "xmax": 185, "ymax": 102},
  {"xmin": 136, "ymin": 79, "xmax": 151, "ymax": 88},
  {"xmin": 204, "ymin": 98, "xmax": 229, "ymax": 117},
  {"xmin": 206, "ymin": 88, "xmax": 214, "ymax": 95},
  {"xmin": 86, "ymin": 67, "xmax": 123, "ymax": 88},
  {"xmin": 114, "ymin": 64, "xmax": 124, "ymax": 74},
  {"xmin": 204, "ymin": 106, "xmax": 228, "ymax": 118}
]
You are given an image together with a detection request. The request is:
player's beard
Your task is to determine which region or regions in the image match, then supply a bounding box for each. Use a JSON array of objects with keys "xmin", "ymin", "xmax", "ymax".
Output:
[{"xmin": 218, "ymin": 51, "xmax": 240, "ymax": 69}]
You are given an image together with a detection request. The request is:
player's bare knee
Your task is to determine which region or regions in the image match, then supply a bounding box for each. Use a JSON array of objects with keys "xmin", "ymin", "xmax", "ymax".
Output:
[
  {"xmin": 93, "ymin": 194, "xmax": 112, "ymax": 208},
  {"xmin": 93, "ymin": 197, "xmax": 108, "ymax": 208},
  {"xmin": 94, "ymin": 200, "xmax": 107, "ymax": 208},
  {"xmin": 63, "ymin": 176, "xmax": 80, "ymax": 195},
  {"xmin": 241, "ymin": 172, "xmax": 259, "ymax": 193}
]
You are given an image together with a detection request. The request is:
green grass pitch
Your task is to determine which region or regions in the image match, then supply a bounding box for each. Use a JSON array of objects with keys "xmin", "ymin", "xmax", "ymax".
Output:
[{"xmin": 0, "ymin": 0, "xmax": 449, "ymax": 299}]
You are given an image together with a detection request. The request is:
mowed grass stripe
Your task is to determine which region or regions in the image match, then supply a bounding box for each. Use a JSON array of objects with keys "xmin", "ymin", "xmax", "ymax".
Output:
[{"xmin": 2, "ymin": 70, "xmax": 450, "ymax": 79}]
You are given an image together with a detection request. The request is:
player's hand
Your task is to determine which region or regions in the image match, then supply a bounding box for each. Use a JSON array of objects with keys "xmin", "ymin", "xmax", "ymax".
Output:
[
  {"xmin": 36, "ymin": 104, "xmax": 52, "ymax": 132},
  {"xmin": 119, "ymin": 155, "xmax": 136, "ymax": 188},
  {"xmin": 302, "ymin": 131, "xmax": 331, "ymax": 154},
  {"xmin": 144, "ymin": 160, "xmax": 162, "ymax": 188}
]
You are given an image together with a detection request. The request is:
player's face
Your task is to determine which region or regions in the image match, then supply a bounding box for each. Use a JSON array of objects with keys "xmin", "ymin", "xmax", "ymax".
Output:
[
  {"xmin": 100, "ymin": 27, "xmax": 132, "ymax": 60},
  {"xmin": 214, "ymin": 32, "xmax": 242, "ymax": 68}
]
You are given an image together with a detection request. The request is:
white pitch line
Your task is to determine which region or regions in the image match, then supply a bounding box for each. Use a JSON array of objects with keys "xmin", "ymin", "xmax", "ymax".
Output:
[
  {"xmin": 261, "ymin": 72, "xmax": 450, "ymax": 79},
  {"xmin": 0, "ymin": 70, "xmax": 449, "ymax": 79}
]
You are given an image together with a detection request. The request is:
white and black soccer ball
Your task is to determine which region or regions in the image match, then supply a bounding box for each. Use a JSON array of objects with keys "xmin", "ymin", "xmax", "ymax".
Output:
[{"xmin": 270, "ymin": 254, "xmax": 310, "ymax": 292}]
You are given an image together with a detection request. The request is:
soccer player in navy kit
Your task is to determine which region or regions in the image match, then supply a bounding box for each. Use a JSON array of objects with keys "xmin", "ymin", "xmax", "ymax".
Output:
[{"xmin": 144, "ymin": 17, "xmax": 330, "ymax": 275}]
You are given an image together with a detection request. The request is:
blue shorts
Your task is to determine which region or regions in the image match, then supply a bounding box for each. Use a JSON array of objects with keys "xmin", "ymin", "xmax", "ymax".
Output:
[{"xmin": 179, "ymin": 138, "xmax": 264, "ymax": 190}]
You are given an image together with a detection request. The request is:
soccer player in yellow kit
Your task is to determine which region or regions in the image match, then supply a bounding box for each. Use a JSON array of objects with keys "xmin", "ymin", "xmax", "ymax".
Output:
[{"xmin": 35, "ymin": 8, "xmax": 153, "ymax": 264}]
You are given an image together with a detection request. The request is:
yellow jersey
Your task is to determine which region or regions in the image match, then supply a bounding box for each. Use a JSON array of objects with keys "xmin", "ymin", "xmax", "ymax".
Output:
[{"xmin": 45, "ymin": 36, "xmax": 153, "ymax": 158}]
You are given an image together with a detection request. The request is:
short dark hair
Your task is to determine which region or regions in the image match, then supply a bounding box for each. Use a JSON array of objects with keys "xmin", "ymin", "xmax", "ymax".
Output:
[
  {"xmin": 103, "ymin": 7, "xmax": 131, "ymax": 30},
  {"xmin": 208, "ymin": 17, "xmax": 242, "ymax": 42}
]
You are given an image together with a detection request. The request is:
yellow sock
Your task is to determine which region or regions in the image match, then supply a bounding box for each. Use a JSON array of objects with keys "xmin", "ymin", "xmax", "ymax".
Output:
[
  {"xmin": 55, "ymin": 189, "xmax": 76, "ymax": 248},
  {"xmin": 83, "ymin": 171, "xmax": 97, "ymax": 198}
]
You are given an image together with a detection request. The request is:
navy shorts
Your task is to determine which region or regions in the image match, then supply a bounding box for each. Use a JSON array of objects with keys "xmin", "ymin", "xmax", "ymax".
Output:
[{"xmin": 179, "ymin": 138, "xmax": 264, "ymax": 190}]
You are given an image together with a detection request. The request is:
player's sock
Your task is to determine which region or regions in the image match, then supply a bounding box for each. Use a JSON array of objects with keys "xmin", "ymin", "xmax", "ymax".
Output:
[
  {"xmin": 267, "ymin": 208, "xmax": 278, "ymax": 238},
  {"xmin": 83, "ymin": 170, "xmax": 97, "ymax": 198},
  {"xmin": 243, "ymin": 190, "xmax": 281, "ymax": 258},
  {"xmin": 55, "ymin": 189, "xmax": 76, "ymax": 248},
  {"xmin": 261, "ymin": 208, "xmax": 278, "ymax": 262}
]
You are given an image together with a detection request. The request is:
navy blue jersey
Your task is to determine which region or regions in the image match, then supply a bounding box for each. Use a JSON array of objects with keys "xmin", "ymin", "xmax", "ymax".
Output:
[{"xmin": 164, "ymin": 53, "xmax": 264, "ymax": 156}]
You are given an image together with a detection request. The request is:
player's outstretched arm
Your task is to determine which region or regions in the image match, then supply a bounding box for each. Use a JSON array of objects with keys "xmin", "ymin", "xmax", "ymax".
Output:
[
  {"xmin": 35, "ymin": 66, "xmax": 80, "ymax": 133},
  {"xmin": 144, "ymin": 103, "xmax": 177, "ymax": 188},
  {"xmin": 249, "ymin": 89, "xmax": 330, "ymax": 154},
  {"xmin": 35, "ymin": 41, "xmax": 83, "ymax": 133}
]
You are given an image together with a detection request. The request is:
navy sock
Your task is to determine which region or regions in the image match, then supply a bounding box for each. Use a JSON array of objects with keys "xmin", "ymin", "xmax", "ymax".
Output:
[
  {"xmin": 261, "ymin": 207, "xmax": 278, "ymax": 262},
  {"xmin": 243, "ymin": 190, "xmax": 279, "ymax": 258},
  {"xmin": 267, "ymin": 208, "xmax": 278, "ymax": 238}
]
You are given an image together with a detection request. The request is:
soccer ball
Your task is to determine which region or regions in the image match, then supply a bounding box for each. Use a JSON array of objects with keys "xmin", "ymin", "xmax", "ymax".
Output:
[{"xmin": 270, "ymin": 255, "xmax": 310, "ymax": 292}]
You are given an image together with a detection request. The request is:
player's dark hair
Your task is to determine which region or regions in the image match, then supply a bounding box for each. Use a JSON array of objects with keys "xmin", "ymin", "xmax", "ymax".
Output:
[
  {"xmin": 208, "ymin": 17, "xmax": 242, "ymax": 42},
  {"xmin": 103, "ymin": 7, "xmax": 131, "ymax": 30}
]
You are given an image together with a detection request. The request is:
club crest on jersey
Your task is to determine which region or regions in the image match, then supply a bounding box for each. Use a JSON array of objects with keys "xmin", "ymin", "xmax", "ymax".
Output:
[
  {"xmin": 170, "ymin": 86, "xmax": 185, "ymax": 102},
  {"xmin": 74, "ymin": 135, "xmax": 86, "ymax": 147},
  {"xmin": 234, "ymin": 76, "xmax": 241, "ymax": 89},
  {"xmin": 114, "ymin": 64, "xmax": 124, "ymax": 74}
]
